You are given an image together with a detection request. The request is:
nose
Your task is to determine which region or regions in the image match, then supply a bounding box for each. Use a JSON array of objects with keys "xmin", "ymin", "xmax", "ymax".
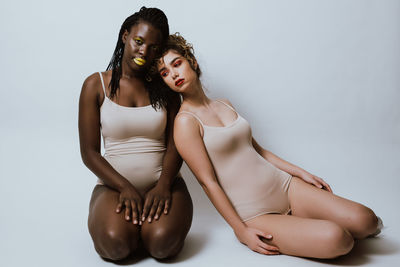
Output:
[
  {"xmin": 139, "ymin": 44, "xmax": 148, "ymax": 57},
  {"xmin": 171, "ymin": 70, "xmax": 179, "ymax": 80}
]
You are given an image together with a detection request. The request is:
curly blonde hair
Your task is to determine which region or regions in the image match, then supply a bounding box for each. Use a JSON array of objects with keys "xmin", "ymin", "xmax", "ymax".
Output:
[{"xmin": 164, "ymin": 33, "xmax": 201, "ymax": 77}]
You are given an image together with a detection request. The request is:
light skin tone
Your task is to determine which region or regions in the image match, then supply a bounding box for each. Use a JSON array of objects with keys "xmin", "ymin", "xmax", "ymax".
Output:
[
  {"xmin": 79, "ymin": 22, "xmax": 193, "ymax": 261},
  {"xmin": 157, "ymin": 49, "xmax": 379, "ymax": 259}
]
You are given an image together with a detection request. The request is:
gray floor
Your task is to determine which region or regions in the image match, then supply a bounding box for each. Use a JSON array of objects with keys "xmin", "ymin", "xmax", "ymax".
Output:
[
  {"xmin": 1, "ymin": 1, "xmax": 399, "ymax": 266},
  {"xmin": 1, "ymin": 124, "xmax": 399, "ymax": 267}
]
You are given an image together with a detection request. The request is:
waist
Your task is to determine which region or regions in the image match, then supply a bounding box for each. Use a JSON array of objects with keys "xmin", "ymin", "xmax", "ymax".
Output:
[{"xmin": 104, "ymin": 136, "xmax": 166, "ymax": 157}]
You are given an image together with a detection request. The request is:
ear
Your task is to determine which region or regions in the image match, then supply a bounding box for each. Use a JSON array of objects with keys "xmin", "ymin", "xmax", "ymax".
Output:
[
  {"xmin": 193, "ymin": 59, "xmax": 198, "ymax": 70},
  {"xmin": 122, "ymin": 30, "xmax": 129, "ymax": 44}
]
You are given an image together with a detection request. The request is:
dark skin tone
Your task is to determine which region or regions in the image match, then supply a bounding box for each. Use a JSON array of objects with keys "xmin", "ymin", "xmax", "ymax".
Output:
[{"xmin": 79, "ymin": 21, "xmax": 193, "ymax": 260}]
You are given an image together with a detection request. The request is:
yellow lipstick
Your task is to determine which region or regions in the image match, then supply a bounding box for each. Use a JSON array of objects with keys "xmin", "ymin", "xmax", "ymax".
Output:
[{"xmin": 133, "ymin": 58, "xmax": 146, "ymax": 66}]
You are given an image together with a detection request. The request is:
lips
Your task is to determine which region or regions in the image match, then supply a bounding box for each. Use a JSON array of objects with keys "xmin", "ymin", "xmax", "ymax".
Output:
[
  {"xmin": 175, "ymin": 78, "xmax": 184, "ymax": 86},
  {"xmin": 133, "ymin": 57, "xmax": 146, "ymax": 66}
]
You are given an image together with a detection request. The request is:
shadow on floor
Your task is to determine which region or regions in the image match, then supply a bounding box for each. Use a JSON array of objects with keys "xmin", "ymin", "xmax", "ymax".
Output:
[
  {"xmin": 99, "ymin": 231, "xmax": 208, "ymax": 265},
  {"xmin": 158, "ymin": 231, "xmax": 209, "ymax": 263},
  {"xmin": 312, "ymin": 235, "xmax": 399, "ymax": 266}
]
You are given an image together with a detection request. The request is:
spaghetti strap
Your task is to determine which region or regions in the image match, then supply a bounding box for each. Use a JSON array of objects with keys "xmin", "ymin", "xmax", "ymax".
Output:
[
  {"xmin": 98, "ymin": 72, "xmax": 107, "ymax": 97},
  {"xmin": 216, "ymin": 99, "xmax": 236, "ymax": 112},
  {"xmin": 177, "ymin": 111, "xmax": 205, "ymax": 129}
]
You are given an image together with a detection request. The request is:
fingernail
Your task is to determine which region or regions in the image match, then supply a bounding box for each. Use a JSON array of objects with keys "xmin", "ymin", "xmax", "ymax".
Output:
[
  {"xmin": 142, "ymin": 217, "xmax": 145, "ymax": 221},
  {"xmin": 155, "ymin": 215, "xmax": 158, "ymax": 219},
  {"xmin": 148, "ymin": 218, "xmax": 151, "ymax": 222},
  {"xmin": 134, "ymin": 220, "xmax": 137, "ymax": 224},
  {"xmin": 267, "ymin": 235, "xmax": 272, "ymax": 238},
  {"xmin": 126, "ymin": 216, "xmax": 130, "ymax": 220},
  {"xmin": 139, "ymin": 221, "xmax": 142, "ymax": 225}
]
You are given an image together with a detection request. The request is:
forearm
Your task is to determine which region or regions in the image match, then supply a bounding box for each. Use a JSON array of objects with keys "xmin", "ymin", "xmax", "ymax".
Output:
[
  {"xmin": 262, "ymin": 150, "xmax": 307, "ymax": 177},
  {"xmin": 156, "ymin": 147, "xmax": 183, "ymax": 188},
  {"xmin": 201, "ymin": 180, "xmax": 246, "ymax": 233},
  {"xmin": 81, "ymin": 150, "xmax": 131, "ymax": 191}
]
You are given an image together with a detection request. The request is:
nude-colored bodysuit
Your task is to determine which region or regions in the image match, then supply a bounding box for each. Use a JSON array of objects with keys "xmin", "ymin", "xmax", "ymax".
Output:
[
  {"xmin": 179, "ymin": 101, "xmax": 292, "ymax": 221},
  {"xmin": 98, "ymin": 72, "xmax": 167, "ymax": 193}
]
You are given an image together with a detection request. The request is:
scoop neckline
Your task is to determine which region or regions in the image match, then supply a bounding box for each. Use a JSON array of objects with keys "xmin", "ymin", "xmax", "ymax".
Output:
[
  {"xmin": 105, "ymin": 96, "xmax": 152, "ymax": 109},
  {"xmin": 202, "ymin": 115, "xmax": 241, "ymax": 129}
]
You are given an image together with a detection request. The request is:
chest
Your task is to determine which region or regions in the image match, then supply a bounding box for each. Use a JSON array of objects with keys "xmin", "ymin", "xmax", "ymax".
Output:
[{"xmin": 100, "ymin": 101, "xmax": 167, "ymax": 140}]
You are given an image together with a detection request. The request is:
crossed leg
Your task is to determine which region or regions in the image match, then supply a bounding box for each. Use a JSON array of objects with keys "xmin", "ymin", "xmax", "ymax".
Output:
[{"xmin": 245, "ymin": 177, "xmax": 378, "ymax": 259}]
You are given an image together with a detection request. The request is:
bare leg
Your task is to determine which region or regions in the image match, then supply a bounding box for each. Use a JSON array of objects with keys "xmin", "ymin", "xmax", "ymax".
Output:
[
  {"xmin": 288, "ymin": 177, "xmax": 378, "ymax": 239},
  {"xmin": 141, "ymin": 178, "xmax": 193, "ymax": 259},
  {"xmin": 245, "ymin": 214, "xmax": 354, "ymax": 259},
  {"xmin": 88, "ymin": 185, "xmax": 140, "ymax": 261}
]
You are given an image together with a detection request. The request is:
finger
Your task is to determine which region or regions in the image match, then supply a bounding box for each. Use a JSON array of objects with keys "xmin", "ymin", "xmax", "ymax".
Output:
[
  {"xmin": 164, "ymin": 198, "xmax": 170, "ymax": 214},
  {"xmin": 130, "ymin": 200, "xmax": 139, "ymax": 224},
  {"xmin": 255, "ymin": 229, "xmax": 272, "ymax": 240},
  {"xmin": 147, "ymin": 198, "xmax": 159, "ymax": 222},
  {"xmin": 137, "ymin": 199, "xmax": 143, "ymax": 220},
  {"xmin": 124, "ymin": 200, "xmax": 131, "ymax": 221},
  {"xmin": 154, "ymin": 200, "xmax": 164, "ymax": 220},
  {"xmin": 321, "ymin": 180, "xmax": 333, "ymax": 193},
  {"xmin": 257, "ymin": 242, "xmax": 279, "ymax": 251},
  {"xmin": 115, "ymin": 200, "xmax": 123, "ymax": 213},
  {"xmin": 255, "ymin": 247, "xmax": 279, "ymax": 255},
  {"xmin": 315, "ymin": 176, "xmax": 332, "ymax": 192},
  {"xmin": 142, "ymin": 196, "xmax": 153, "ymax": 222},
  {"xmin": 258, "ymin": 241, "xmax": 279, "ymax": 252},
  {"xmin": 254, "ymin": 247, "xmax": 269, "ymax": 255},
  {"xmin": 313, "ymin": 181, "xmax": 323, "ymax": 189}
]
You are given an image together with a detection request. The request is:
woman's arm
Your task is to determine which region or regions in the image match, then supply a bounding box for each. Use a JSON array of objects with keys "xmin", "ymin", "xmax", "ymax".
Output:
[
  {"xmin": 220, "ymin": 99, "xmax": 331, "ymax": 192},
  {"xmin": 252, "ymin": 138, "xmax": 332, "ymax": 192},
  {"xmin": 174, "ymin": 113, "xmax": 279, "ymax": 255},
  {"xmin": 78, "ymin": 73, "xmax": 143, "ymax": 223},
  {"xmin": 141, "ymin": 97, "xmax": 183, "ymax": 222}
]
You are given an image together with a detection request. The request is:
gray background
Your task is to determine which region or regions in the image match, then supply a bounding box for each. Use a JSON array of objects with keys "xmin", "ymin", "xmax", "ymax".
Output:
[{"xmin": 1, "ymin": 0, "xmax": 399, "ymax": 266}]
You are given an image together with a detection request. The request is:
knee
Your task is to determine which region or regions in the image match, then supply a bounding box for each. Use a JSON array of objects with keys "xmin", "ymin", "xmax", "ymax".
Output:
[
  {"xmin": 349, "ymin": 205, "xmax": 378, "ymax": 238},
  {"xmin": 321, "ymin": 223, "xmax": 354, "ymax": 259},
  {"xmin": 142, "ymin": 227, "xmax": 184, "ymax": 260},
  {"xmin": 93, "ymin": 228, "xmax": 137, "ymax": 261}
]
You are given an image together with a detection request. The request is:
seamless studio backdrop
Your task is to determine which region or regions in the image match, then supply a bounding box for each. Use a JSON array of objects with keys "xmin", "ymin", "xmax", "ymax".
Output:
[{"xmin": 1, "ymin": 0, "xmax": 399, "ymax": 266}]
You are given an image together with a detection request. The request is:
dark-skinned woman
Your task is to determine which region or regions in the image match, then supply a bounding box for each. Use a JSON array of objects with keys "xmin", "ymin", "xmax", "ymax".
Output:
[{"xmin": 78, "ymin": 7, "xmax": 193, "ymax": 261}]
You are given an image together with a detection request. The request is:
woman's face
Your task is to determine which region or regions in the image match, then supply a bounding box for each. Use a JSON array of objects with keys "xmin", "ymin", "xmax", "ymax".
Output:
[
  {"xmin": 122, "ymin": 21, "xmax": 161, "ymax": 71},
  {"xmin": 157, "ymin": 50, "xmax": 198, "ymax": 93}
]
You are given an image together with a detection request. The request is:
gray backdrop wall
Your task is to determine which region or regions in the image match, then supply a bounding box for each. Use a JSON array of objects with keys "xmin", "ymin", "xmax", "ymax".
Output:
[{"xmin": 1, "ymin": 0, "xmax": 399, "ymax": 266}]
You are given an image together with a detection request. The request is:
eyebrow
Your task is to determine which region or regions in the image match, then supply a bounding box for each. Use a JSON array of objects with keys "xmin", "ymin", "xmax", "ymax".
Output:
[
  {"xmin": 168, "ymin": 56, "xmax": 181, "ymax": 66},
  {"xmin": 134, "ymin": 35, "xmax": 160, "ymax": 47},
  {"xmin": 158, "ymin": 56, "xmax": 182, "ymax": 73}
]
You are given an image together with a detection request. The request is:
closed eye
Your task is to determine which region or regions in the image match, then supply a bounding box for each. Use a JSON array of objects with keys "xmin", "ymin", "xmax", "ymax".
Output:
[
  {"xmin": 160, "ymin": 70, "xmax": 169, "ymax": 77},
  {"xmin": 173, "ymin": 60, "xmax": 182, "ymax": 67},
  {"xmin": 134, "ymin": 37, "xmax": 144, "ymax": 45}
]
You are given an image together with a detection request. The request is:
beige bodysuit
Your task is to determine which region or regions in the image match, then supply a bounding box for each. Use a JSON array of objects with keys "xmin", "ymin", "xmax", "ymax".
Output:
[
  {"xmin": 98, "ymin": 72, "xmax": 167, "ymax": 193},
  {"xmin": 179, "ymin": 100, "xmax": 292, "ymax": 221}
]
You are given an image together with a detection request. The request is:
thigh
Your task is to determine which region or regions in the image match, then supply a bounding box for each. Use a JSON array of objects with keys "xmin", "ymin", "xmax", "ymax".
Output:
[
  {"xmin": 288, "ymin": 177, "xmax": 376, "ymax": 237},
  {"xmin": 88, "ymin": 185, "xmax": 140, "ymax": 248},
  {"xmin": 141, "ymin": 177, "xmax": 193, "ymax": 239},
  {"xmin": 245, "ymin": 214, "xmax": 354, "ymax": 259}
]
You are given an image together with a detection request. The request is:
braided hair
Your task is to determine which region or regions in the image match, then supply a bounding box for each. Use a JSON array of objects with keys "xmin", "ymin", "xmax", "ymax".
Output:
[{"xmin": 106, "ymin": 6, "xmax": 174, "ymax": 109}]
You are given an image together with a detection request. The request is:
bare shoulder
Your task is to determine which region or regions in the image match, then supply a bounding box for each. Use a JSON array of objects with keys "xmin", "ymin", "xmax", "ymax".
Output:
[
  {"xmin": 175, "ymin": 111, "xmax": 200, "ymax": 130},
  {"xmin": 81, "ymin": 72, "xmax": 102, "ymax": 95},
  {"xmin": 216, "ymin": 98, "xmax": 234, "ymax": 108}
]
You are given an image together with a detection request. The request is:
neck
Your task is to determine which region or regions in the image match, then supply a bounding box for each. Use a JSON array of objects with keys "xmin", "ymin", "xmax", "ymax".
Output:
[
  {"xmin": 121, "ymin": 58, "xmax": 145, "ymax": 79},
  {"xmin": 181, "ymin": 79, "xmax": 210, "ymax": 108}
]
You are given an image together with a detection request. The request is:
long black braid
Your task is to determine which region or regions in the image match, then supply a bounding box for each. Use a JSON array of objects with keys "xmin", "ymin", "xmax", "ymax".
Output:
[{"xmin": 106, "ymin": 6, "xmax": 178, "ymax": 109}]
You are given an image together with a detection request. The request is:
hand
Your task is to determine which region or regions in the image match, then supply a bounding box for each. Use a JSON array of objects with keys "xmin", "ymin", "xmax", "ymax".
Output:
[
  {"xmin": 234, "ymin": 227, "xmax": 280, "ymax": 255},
  {"xmin": 141, "ymin": 183, "xmax": 172, "ymax": 223},
  {"xmin": 115, "ymin": 185, "xmax": 143, "ymax": 225},
  {"xmin": 301, "ymin": 172, "xmax": 332, "ymax": 192}
]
